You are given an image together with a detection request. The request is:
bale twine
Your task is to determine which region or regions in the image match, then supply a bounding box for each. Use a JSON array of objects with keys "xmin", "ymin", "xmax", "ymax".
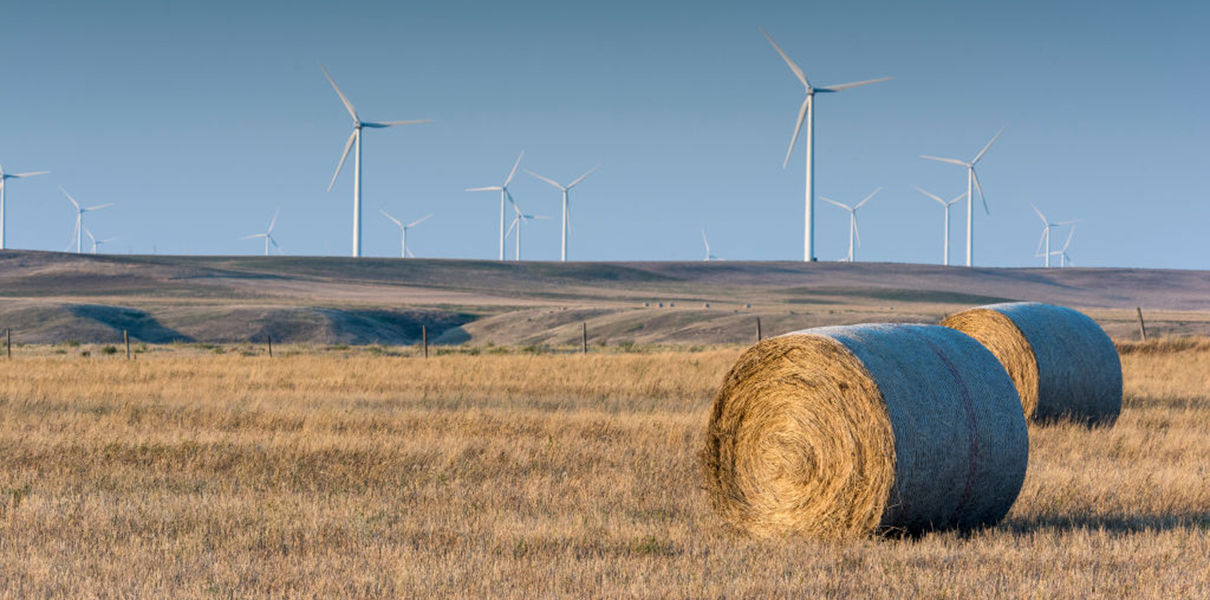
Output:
[
  {"xmin": 940, "ymin": 302, "xmax": 1122, "ymax": 425},
  {"xmin": 701, "ymin": 323, "xmax": 1028, "ymax": 539}
]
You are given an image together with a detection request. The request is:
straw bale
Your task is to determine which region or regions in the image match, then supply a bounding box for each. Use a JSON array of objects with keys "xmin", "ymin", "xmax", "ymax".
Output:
[{"xmin": 701, "ymin": 323, "xmax": 1028, "ymax": 539}]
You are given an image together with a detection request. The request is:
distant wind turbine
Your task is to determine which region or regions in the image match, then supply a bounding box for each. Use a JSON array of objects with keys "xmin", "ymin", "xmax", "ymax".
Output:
[
  {"xmin": 506, "ymin": 199, "xmax": 549, "ymax": 261},
  {"xmin": 820, "ymin": 187, "xmax": 880, "ymax": 262},
  {"xmin": 466, "ymin": 152, "xmax": 524, "ymax": 261},
  {"xmin": 242, "ymin": 209, "xmax": 282, "ymax": 256},
  {"xmin": 321, "ymin": 64, "xmax": 432, "ymax": 258},
  {"xmin": 1, "ymin": 165, "xmax": 50, "ymax": 250},
  {"xmin": 61, "ymin": 188, "xmax": 113, "ymax": 255},
  {"xmin": 921, "ymin": 128, "xmax": 1003, "ymax": 267},
  {"xmin": 1031, "ymin": 204, "xmax": 1078, "ymax": 268},
  {"xmin": 524, "ymin": 165, "xmax": 598, "ymax": 261},
  {"xmin": 761, "ymin": 29, "xmax": 891, "ymax": 262},
  {"xmin": 914, "ymin": 186, "xmax": 967, "ymax": 266},
  {"xmin": 380, "ymin": 209, "xmax": 431, "ymax": 258},
  {"xmin": 701, "ymin": 229, "xmax": 720, "ymax": 261},
  {"xmin": 82, "ymin": 227, "xmax": 117, "ymax": 255},
  {"xmin": 1047, "ymin": 225, "xmax": 1077, "ymax": 267}
]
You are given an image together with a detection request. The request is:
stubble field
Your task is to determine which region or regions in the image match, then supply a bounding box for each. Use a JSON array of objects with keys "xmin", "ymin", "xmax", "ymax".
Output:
[{"xmin": 0, "ymin": 340, "xmax": 1208, "ymax": 598}]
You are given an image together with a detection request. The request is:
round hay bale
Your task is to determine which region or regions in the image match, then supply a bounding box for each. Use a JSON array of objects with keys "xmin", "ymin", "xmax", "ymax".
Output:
[
  {"xmin": 701, "ymin": 323, "xmax": 1028, "ymax": 539},
  {"xmin": 940, "ymin": 302, "xmax": 1122, "ymax": 425}
]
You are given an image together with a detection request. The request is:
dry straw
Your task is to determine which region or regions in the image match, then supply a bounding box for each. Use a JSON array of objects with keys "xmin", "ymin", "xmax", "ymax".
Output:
[
  {"xmin": 702, "ymin": 323, "xmax": 1028, "ymax": 539},
  {"xmin": 941, "ymin": 302, "xmax": 1122, "ymax": 426}
]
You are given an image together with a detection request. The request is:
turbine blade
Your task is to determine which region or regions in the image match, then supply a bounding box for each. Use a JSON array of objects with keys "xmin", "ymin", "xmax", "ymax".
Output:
[
  {"xmin": 852, "ymin": 215, "xmax": 862, "ymax": 247},
  {"xmin": 819, "ymin": 196, "xmax": 850, "ymax": 211},
  {"xmin": 816, "ymin": 76, "xmax": 892, "ymax": 92},
  {"xmin": 855, "ymin": 187, "xmax": 881, "ymax": 210},
  {"xmin": 406, "ymin": 248, "xmax": 415, "ymax": 258},
  {"xmin": 328, "ymin": 130, "xmax": 357, "ymax": 191},
  {"xmin": 407, "ymin": 214, "xmax": 432, "ymax": 228},
  {"xmin": 12, "ymin": 171, "xmax": 50, "ymax": 178},
  {"xmin": 1055, "ymin": 219, "xmax": 1080, "ymax": 226},
  {"xmin": 972, "ymin": 170, "xmax": 989, "ymax": 214},
  {"xmin": 1030, "ymin": 203, "xmax": 1047, "ymax": 224},
  {"xmin": 241, "ymin": 234, "xmax": 266, "ymax": 240},
  {"xmin": 465, "ymin": 186, "xmax": 503, "ymax": 192},
  {"xmin": 85, "ymin": 203, "xmax": 115, "ymax": 211},
  {"xmin": 506, "ymin": 216, "xmax": 519, "ymax": 238},
  {"xmin": 950, "ymin": 191, "xmax": 968, "ymax": 205},
  {"xmin": 783, "ymin": 96, "xmax": 810, "ymax": 169},
  {"xmin": 913, "ymin": 186, "xmax": 946, "ymax": 206},
  {"xmin": 567, "ymin": 164, "xmax": 599, "ymax": 189},
  {"xmin": 504, "ymin": 151, "xmax": 525, "ymax": 187},
  {"xmin": 365, "ymin": 119, "xmax": 434, "ymax": 128},
  {"xmin": 379, "ymin": 208, "xmax": 403, "ymax": 228},
  {"xmin": 1035, "ymin": 228, "xmax": 1048, "ymax": 256},
  {"xmin": 971, "ymin": 127, "xmax": 1004, "ymax": 164},
  {"xmin": 760, "ymin": 29, "xmax": 809, "ymax": 89},
  {"xmin": 525, "ymin": 169, "xmax": 564, "ymax": 190},
  {"xmin": 60, "ymin": 187, "xmax": 80, "ymax": 210},
  {"xmin": 1062, "ymin": 225, "xmax": 1077, "ymax": 250},
  {"xmin": 319, "ymin": 64, "xmax": 358, "ymax": 122},
  {"xmin": 920, "ymin": 155, "xmax": 969, "ymax": 167},
  {"xmin": 267, "ymin": 209, "xmax": 279, "ymax": 233}
]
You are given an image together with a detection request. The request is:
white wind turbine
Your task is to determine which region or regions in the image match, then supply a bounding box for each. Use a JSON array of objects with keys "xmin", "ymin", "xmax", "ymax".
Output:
[
  {"xmin": 1047, "ymin": 225, "xmax": 1077, "ymax": 267},
  {"xmin": 921, "ymin": 128, "xmax": 1003, "ymax": 267},
  {"xmin": 701, "ymin": 229, "xmax": 722, "ymax": 261},
  {"xmin": 82, "ymin": 227, "xmax": 117, "ymax": 255},
  {"xmin": 820, "ymin": 187, "xmax": 880, "ymax": 262},
  {"xmin": 506, "ymin": 199, "xmax": 549, "ymax": 261},
  {"xmin": 321, "ymin": 64, "xmax": 432, "ymax": 258},
  {"xmin": 242, "ymin": 209, "xmax": 281, "ymax": 256},
  {"xmin": 466, "ymin": 152, "xmax": 524, "ymax": 261},
  {"xmin": 524, "ymin": 165, "xmax": 598, "ymax": 262},
  {"xmin": 61, "ymin": 188, "xmax": 113, "ymax": 254},
  {"xmin": 380, "ymin": 209, "xmax": 431, "ymax": 259},
  {"xmin": 914, "ymin": 186, "xmax": 967, "ymax": 266},
  {"xmin": 1030, "ymin": 204, "xmax": 1077, "ymax": 268},
  {"xmin": 1, "ymin": 165, "xmax": 50, "ymax": 250},
  {"xmin": 761, "ymin": 29, "xmax": 891, "ymax": 263}
]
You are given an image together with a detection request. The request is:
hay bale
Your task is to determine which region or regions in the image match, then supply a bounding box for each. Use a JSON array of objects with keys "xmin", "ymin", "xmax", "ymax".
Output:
[
  {"xmin": 940, "ymin": 302, "xmax": 1122, "ymax": 425},
  {"xmin": 701, "ymin": 323, "xmax": 1028, "ymax": 539}
]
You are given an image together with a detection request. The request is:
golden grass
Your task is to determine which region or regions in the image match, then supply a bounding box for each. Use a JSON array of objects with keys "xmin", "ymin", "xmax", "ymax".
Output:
[{"xmin": 0, "ymin": 342, "xmax": 1208, "ymax": 598}]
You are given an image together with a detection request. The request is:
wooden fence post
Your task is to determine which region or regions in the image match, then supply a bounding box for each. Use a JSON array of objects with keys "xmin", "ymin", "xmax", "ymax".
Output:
[
  {"xmin": 582, "ymin": 323, "xmax": 588, "ymax": 355},
  {"xmin": 756, "ymin": 317, "xmax": 763, "ymax": 342},
  {"xmin": 422, "ymin": 325, "xmax": 429, "ymax": 358},
  {"xmin": 5, "ymin": 328, "xmax": 10, "ymax": 359},
  {"xmin": 1136, "ymin": 307, "xmax": 1148, "ymax": 341},
  {"xmin": 124, "ymin": 330, "xmax": 131, "ymax": 360},
  {"xmin": 267, "ymin": 335, "xmax": 273, "ymax": 358}
]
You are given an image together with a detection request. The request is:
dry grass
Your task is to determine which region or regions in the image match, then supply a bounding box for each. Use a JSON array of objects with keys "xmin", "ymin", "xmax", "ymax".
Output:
[{"xmin": 0, "ymin": 341, "xmax": 1208, "ymax": 598}]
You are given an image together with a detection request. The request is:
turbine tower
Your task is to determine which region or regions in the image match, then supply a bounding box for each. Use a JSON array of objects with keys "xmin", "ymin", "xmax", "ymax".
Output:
[
  {"xmin": 0, "ymin": 165, "xmax": 50, "ymax": 250},
  {"xmin": 61, "ymin": 188, "xmax": 113, "ymax": 254},
  {"xmin": 466, "ymin": 152, "xmax": 524, "ymax": 261},
  {"xmin": 524, "ymin": 165, "xmax": 598, "ymax": 261},
  {"xmin": 1031, "ymin": 204, "xmax": 1077, "ymax": 268},
  {"xmin": 921, "ymin": 128, "xmax": 1003, "ymax": 267},
  {"xmin": 506, "ymin": 198, "xmax": 548, "ymax": 261},
  {"xmin": 820, "ymin": 187, "xmax": 880, "ymax": 262},
  {"xmin": 380, "ymin": 209, "xmax": 431, "ymax": 258},
  {"xmin": 242, "ymin": 209, "xmax": 281, "ymax": 256},
  {"xmin": 701, "ymin": 229, "xmax": 720, "ymax": 261},
  {"xmin": 914, "ymin": 186, "xmax": 967, "ymax": 266},
  {"xmin": 321, "ymin": 64, "xmax": 432, "ymax": 258},
  {"xmin": 761, "ymin": 29, "xmax": 890, "ymax": 263}
]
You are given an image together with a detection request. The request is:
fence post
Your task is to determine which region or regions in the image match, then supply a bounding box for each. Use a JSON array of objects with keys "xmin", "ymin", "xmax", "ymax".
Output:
[
  {"xmin": 756, "ymin": 317, "xmax": 763, "ymax": 342},
  {"xmin": 422, "ymin": 325, "xmax": 429, "ymax": 359},
  {"xmin": 1136, "ymin": 307, "xmax": 1148, "ymax": 341},
  {"xmin": 124, "ymin": 330, "xmax": 131, "ymax": 360},
  {"xmin": 5, "ymin": 328, "xmax": 10, "ymax": 359},
  {"xmin": 267, "ymin": 334, "xmax": 273, "ymax": 358},
  {"xmin": 582, "ymin": 322, "xmax": 588, "ymax": 355}
]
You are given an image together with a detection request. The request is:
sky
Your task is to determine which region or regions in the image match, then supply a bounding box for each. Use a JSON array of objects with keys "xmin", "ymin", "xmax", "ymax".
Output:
[{"xmin": 1, "ymin": 0, "xmax": 1207, "ymax": 268}]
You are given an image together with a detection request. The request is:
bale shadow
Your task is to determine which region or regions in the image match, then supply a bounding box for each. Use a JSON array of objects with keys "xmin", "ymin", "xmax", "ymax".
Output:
[{"xmin": 1002, "ymin": 511, "xmax": 1210, "ymax": 535}]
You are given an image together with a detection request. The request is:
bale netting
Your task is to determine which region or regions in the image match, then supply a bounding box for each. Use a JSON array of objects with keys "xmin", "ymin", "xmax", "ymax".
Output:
[
  {"xmin": 940, "ymin": 302, "xmax": 1122, "ymax": 426},
  {"xmin": 701, "ymin": 323, "xmax": 1028, "ymax": 540}
]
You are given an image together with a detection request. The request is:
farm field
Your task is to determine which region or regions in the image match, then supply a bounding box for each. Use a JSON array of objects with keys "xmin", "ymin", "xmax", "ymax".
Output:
[{"xmin": 1, "ymin": 340, "xmax": 1208, "ymax": 598}]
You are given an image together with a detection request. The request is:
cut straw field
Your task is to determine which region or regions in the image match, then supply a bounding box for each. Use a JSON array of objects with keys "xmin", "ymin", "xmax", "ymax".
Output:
[{"xmin": 0, "ymin": 341, "xmax": 1208, "ymax": 598}]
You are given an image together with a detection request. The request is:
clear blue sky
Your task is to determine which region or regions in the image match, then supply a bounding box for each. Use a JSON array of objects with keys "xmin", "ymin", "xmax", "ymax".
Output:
[{"xmin": 2, "ymin": 0, "xmax": 1206, "ymax": 268}]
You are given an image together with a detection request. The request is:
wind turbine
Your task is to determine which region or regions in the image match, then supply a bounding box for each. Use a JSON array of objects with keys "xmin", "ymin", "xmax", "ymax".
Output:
[
  {"xmin": 524, "ymin": 165, "xmax": 598, "ymax": 261},
  {"xmin": 921, "ymin": 128, "xmax": 1003, "ymax": 267},
  {"xmin": 0, "ymin": 165, "xmax": 50, "ymax": 250},
  {"xmin": 321, "ymin": 64, "xmax": 432, "ymax": 258},
  {"xmin": 701, "ymin": 229, "xmax": 720, "ymax": 261},
  {"xmin": 61, "ymin": 188, "xmax": 113, "ymax": 254},
  {"xmin": 761, "ymin": 29, "xmax": 891, "ymax": 263},
  {"xmin": 1030, "ymin": 204, "xmax": 1077, "ymax": 268},
  {"xmin": 466, "ymin": 152, "xmax": 524, "ymax": 261},
  {"xmin": 506, "ymin": 198, "xmax": 548, "ymax": 261},
  {"xmin": 820, "ymin": 187, "xmax": 880, "ymax": 262},
  {"xmin": 380, "ymin": 209, "xmax": 431, "ymax": 258},
  {"xmin": 1048, "ymin": 225, "xmax": 1077, "ymax": 267},
  {"xmin": 242, "ymin": 209, "xmax": 281, "ymax": 256},
  {"xmin": 82, "ymin": 227, "xmax": 117, "ymax": 255},
  {"xmin": 914, "ymin": 186, "xmax": 967, "ymax": 266}
]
